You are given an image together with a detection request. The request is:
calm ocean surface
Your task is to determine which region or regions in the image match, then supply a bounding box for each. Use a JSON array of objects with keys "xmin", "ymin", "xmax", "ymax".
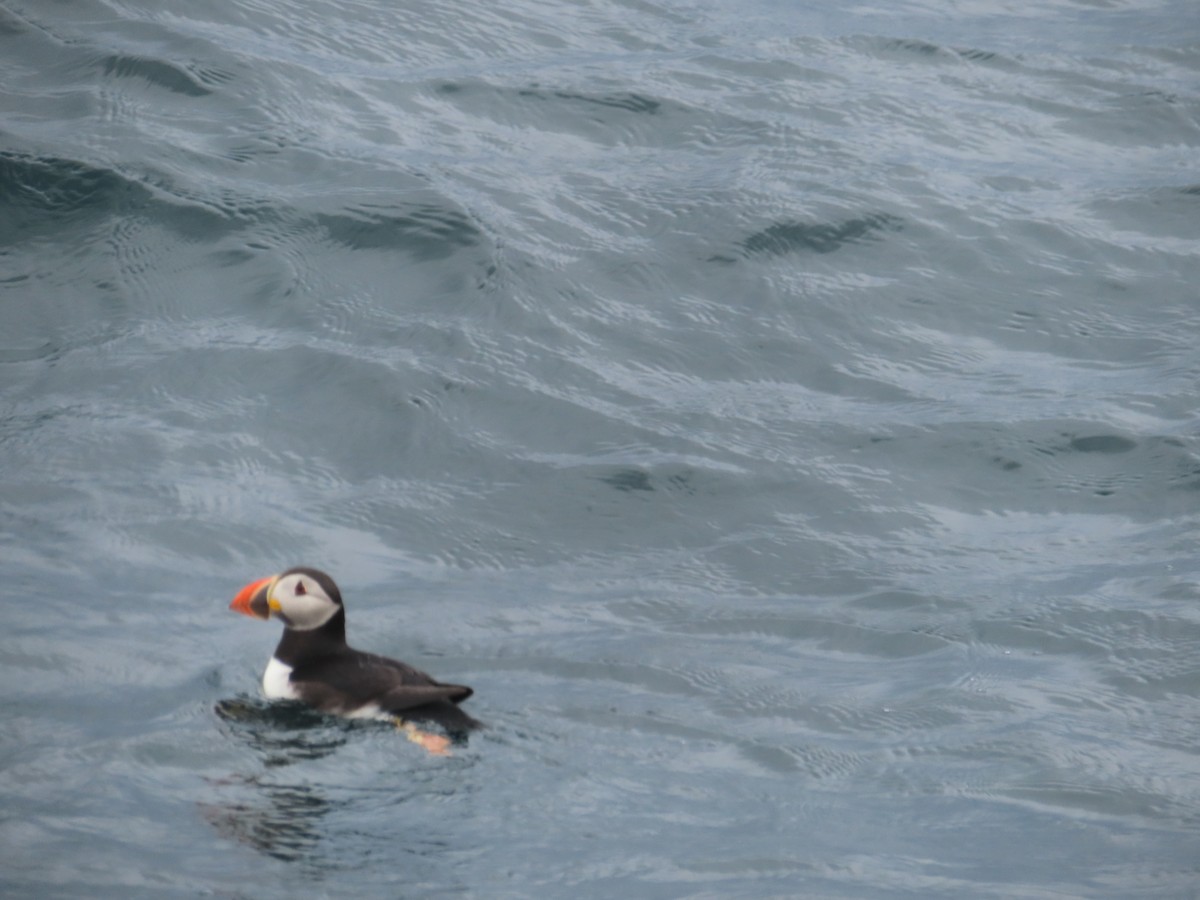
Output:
[{"xmin": 3, "ymin": 0, "xmax": 1199, "ymax": 896}]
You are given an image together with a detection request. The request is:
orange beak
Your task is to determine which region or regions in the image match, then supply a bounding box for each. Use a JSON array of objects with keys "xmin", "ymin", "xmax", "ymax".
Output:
[{"xmin": 230, "ymin": 575, "xmax": 275, "ymax": 620}]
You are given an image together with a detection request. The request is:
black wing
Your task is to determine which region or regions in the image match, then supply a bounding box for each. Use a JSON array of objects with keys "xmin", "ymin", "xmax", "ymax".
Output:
[{"xmin": 290, "ymin": 650, "xmax": 473, "ymax": 716}]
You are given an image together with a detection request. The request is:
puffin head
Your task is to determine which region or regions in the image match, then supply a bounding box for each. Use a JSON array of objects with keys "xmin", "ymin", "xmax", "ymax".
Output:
[{"xmin": 230, "ymin": 566, "xmax": 343, "ymax": 631}]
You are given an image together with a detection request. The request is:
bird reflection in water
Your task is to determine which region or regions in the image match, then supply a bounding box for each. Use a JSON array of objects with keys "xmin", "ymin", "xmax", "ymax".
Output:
[
  {"xmin": 204, "ymin": 697, "xmax": 348, "ymax": 863},
  {"xmin": 201, "ymin": 776, "xmax": 332, "ymax": 864}
]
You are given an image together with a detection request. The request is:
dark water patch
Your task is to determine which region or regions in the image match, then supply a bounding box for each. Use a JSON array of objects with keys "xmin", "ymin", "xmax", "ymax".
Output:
[
  {"xmin": 1040, "ymin": 430, "xmax": 1190, "ymax": 502},
  {"xmin": 5, "ymin": 158, "xmax": 479, "ymax": 264},
  {"xmin": 887, "ymin": 38, "xmax": 946, "ymax": 58},
  {"xmin": 1069, "ymin": 434, "xmax": 1136, "ymax": 454},
  {"xmin": 0, "ymin": 7, "xmax": 27, "ymax": 37},
  {"xmin": 0, "ymin": 152, "xmax": 251, "ymax": 249},
  {"xmin": 0, "ymin": 152, "xmax": 150, "ymax": 244},
  {"xmin": 717, "ymin": 212, "xmax": 903, "ymax": 262},
  {"xmin": 595, "ymin": 467, "xmax": 697, "ymax": 495},
  {"xmin": 222, "ymin": 141, "xmax": 279, "ymax": 164},
  {"xmin": 520, "ymin": 87, "xmax": 662, "ymax": 115},
  {"xmin": 600, "ymin": 467, "xmax": 655, "ymax": 492},
  {"xmin": 192, "ymin": 65, "xmax": 238, "ymax": 89},
  {"xmin": 955, "ymin": 47, "xmax": 1002, "ymax": 64},
  {"xmin": 100, "ymin": 53, "xmax": 212, "ymax": 97},
  {"xmin": 314, "ymin": 202, "xmax": 481, "ymax": 258}
]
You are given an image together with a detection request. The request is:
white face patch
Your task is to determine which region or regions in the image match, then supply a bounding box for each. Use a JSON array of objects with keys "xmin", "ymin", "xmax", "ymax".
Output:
[
  {"xmin": 262, "ymin": 657, "xmax": 299, "ymax": 700},
  {"xmin": 269, "ymin": 572, "xmax": 340, "ymax": 631}
]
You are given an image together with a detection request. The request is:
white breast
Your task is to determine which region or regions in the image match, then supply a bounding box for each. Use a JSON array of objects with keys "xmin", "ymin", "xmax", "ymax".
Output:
[{"xmin": 262, "ymin": 657, "xmax": 300, "ymax": 700}]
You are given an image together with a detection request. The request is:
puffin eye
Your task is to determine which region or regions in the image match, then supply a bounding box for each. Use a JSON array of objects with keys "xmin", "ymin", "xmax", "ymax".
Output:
[{"xmin": 295, "ymin": 580, "xmax": 307, "ymax": 596}]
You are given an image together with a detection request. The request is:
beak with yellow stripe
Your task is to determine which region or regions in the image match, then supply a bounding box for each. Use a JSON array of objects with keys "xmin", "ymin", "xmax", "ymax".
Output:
[{"xmin": 229, "ymin": 575, "xmax": 277, "ymax": 620}]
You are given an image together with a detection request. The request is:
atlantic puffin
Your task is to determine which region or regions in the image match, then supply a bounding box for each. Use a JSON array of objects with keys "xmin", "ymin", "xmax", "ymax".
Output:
[{"xmin": 230, "ymin": 566, "xmax": 480, "ymax": 754}]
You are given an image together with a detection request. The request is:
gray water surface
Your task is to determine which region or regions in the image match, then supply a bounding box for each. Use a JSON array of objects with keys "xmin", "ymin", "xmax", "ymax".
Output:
[{"xmin": 2, "ymin": 0, "xmax": 1199, "ymax": 897}]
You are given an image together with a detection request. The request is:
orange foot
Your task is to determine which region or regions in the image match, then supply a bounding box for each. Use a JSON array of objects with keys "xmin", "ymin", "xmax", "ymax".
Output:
[{"xmin": 397, "ymin": 720, "xmax": 451, "ymax": 755}]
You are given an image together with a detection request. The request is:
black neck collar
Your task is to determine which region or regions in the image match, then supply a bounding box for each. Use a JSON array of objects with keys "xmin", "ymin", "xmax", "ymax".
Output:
[{"xmin": 273, "ymin": 606, "xmax": 347, "ymax": 666}]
